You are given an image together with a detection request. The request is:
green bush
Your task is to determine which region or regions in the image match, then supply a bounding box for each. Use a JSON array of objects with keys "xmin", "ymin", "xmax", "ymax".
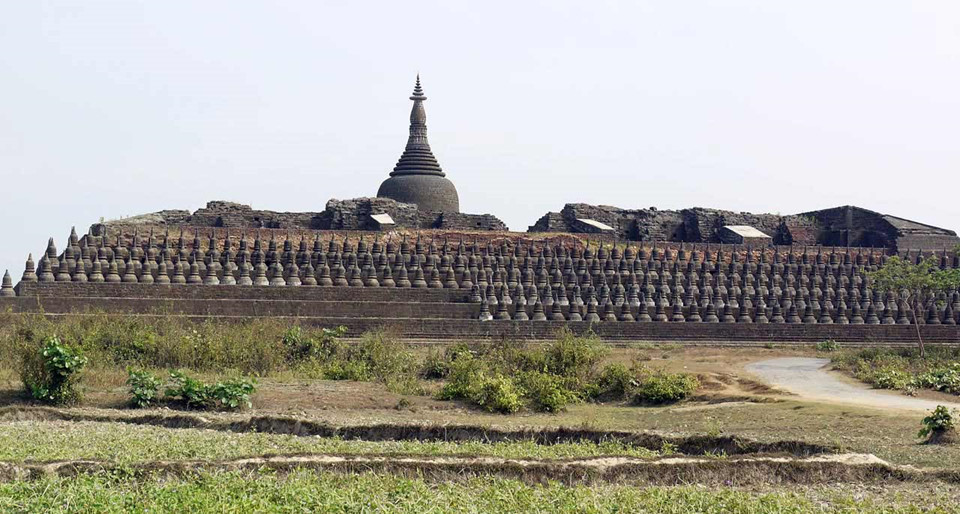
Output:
[
  {"xmin": 164, "ymin": 370, "xmax": 257, "ymax": 410},
  {"xmin": 919, "ymin": 405, "xmax": 955, "ymax": 439},
  {"xmin": 209, "ymin": 377, "xmax": 258, "ymax": 410},
  {"xmin": 832, "ymin": 347, "xmax": 960, "ymax": 397},
  {"xmin": 634, "ymin": 370, "xmax": 699, "ymax": 404},
  {"xmin": 322, "ymin": 359, "xmax": 372, "ymax": 381},
  {"xmin": 435, "ymin": 354, "xmax": 523, "ymax": 413},
  {"xmin": 283, "ymin": 325, "xmax": 347, "ymax": 362},
  {"xmin": 436, "ymin": 354, "xmax": 485, "ymax": 402},
  {"xmin": 815, "ymin": 340, "xmax": 839, "ymax": 352},
  {"xmin": 915, "ymin": 363, "xmax": 960, "ymax": 394},
  {"xmin": 419, "ymin": 349, "xmax": 449, "ymax": 379},
  {"xmin": 592, "ymin": 363, "xmax": 636, "ymax": 400},
  {"xmin": 165, "ymin": 370, "xmax": 212, "ymax": 409},
  {"xmin": 127, "ymin": 369, "xmax": 164, "ymax": 408},
  {"xmin": 20, "ymin": 336, "xmax": 88, "ymax": 405},
  {"xmin": 538, "ymin": 330, "xmax": 607, "ymax": 382},
  {"xmin": 870, "ymin": 367, "xmax": 912, "ymax": 390},
  {"xmin": 517, "ymin": 370, "xmax": 578, "ymax": 412},
  {"xmin": 294, "ymin": 329, "xmax": 415, "ymax": 387},
  {"xmin": 472, "ymin": 375, "xmax": 524, "ymax": 414}
]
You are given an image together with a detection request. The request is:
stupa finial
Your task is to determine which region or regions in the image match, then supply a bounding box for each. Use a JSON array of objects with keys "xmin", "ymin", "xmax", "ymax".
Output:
[{"xmin": 411, "ymin": 74, "xmax": 425, "ymax": 100}]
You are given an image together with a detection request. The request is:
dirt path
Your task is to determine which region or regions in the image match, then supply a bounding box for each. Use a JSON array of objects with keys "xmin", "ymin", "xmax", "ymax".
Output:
[{"xmin": 745, "ymin": 357, "xmax": 960, "ymax": 412}]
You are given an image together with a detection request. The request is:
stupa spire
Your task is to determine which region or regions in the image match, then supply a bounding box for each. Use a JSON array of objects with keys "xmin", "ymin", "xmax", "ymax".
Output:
[
  {"xmin": 391, "ymin": 75, "xmax": 444, "ymax": 177},
  {"xmin": 377, "ymin": 74, "xmax": 460, "ymax": 212}
]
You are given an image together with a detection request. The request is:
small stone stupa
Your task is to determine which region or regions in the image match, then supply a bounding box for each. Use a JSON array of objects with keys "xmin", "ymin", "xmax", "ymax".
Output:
[{"xmin": 377, "ymin": 75, "xmax": 460, "ymax": 213}]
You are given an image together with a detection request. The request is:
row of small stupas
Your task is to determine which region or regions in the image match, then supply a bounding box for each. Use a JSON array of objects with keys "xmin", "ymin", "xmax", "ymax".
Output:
[{"xmin": 7, "ymin": 228, "xmax": 960, "ymax": 325}]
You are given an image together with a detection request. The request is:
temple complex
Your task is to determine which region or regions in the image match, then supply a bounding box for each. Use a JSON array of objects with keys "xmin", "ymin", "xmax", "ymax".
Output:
[{"xmin": 1, "ymin": 75, "xmax": 958, "ymax": 344}]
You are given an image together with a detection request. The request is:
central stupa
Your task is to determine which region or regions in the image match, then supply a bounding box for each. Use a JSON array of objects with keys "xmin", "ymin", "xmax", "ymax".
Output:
[{"xmin": 377, "ymin": 76, "xmax": 460, "ymax": 213}]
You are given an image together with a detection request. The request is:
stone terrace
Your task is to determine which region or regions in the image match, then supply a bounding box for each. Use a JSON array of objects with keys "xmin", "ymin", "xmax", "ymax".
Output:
[{"xmin": 2, "ymin": 228, "xmax": 959, "ymax": 344}]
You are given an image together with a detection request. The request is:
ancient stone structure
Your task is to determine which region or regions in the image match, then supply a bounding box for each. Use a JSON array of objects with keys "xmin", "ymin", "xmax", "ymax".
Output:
[
  {"xmin": 798, "ymin": 206, "xmax": 960, "ymax": 252},
  {"xmin": 5, "ymin": 77, "xmax": 958, "ymax": 343},
  {"xmin": 94, "ymin": 199, "xmax": 506, "ymax": 235},
  {"xmin": 530, "ymin": 203, "xmax": 956, "ymax": 251},
  {"xmin": 376, "ymin": 76, "xmax": 460, "ymax": 213},
  {"xmin": 529, "ymin": 204, "xmax": 816, "ymax": 244},
  {"xmin": 3, "ymin": 228, "xmax": 959, "ymax": 344}
]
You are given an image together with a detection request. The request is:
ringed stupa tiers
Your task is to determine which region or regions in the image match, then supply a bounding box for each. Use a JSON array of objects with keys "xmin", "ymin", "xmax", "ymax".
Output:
[{"xmin": 377, "ymin": 75, "xmax": 460, "ymax": 213}]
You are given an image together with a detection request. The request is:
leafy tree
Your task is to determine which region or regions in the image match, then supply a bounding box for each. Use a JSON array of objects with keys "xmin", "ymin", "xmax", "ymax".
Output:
[{"xmin": 867, "ymin": 249, "xmax": 960, "ymax": 357}]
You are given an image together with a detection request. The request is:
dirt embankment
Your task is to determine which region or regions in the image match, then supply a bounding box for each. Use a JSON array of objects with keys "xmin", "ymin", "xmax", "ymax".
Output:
[
  {"xmin": 2, "ymin": 452, "xmax": 956, "ymax": 486},
  {"xmin": 0, "ymin": 405, "xmax": 831, "ymax": 457}
]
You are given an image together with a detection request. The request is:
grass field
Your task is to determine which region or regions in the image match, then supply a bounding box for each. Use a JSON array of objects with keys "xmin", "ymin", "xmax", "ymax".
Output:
[
  {"xmin": 6, "ymin": 471, "xmax": 960, "ymax": 514},
  {"xmin": 2, "ymin": 315, "xmax": 959, "ymax": 511}
]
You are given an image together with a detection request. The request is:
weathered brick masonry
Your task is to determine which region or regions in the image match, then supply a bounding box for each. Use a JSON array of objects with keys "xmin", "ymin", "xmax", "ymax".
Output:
[{"xmin": 4, "ymin": 283, "xmax": 959, "ymax": 345}]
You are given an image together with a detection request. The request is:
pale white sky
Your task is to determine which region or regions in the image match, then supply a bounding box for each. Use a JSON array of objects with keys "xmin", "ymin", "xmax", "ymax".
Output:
[{"xmin": 2, "ymin": 1, "xmax": 959, "ymax": 276}]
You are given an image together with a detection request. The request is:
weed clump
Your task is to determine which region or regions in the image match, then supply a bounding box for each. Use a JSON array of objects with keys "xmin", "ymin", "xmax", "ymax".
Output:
[
  {"xmin": 919, "ymin": 405, "xmax": 958, "ymax": 445},
  {"xmin": 19, "ymin": 336, "xmax": 87, "ymax": 405},
  {"xmin": 435, "ymin": 353, "xmax": 523, "ymax": 413},
  {"xmin": 433, "ymin": 330, "xmax": 606, "ymax": 413},
  {"xmin": 164, "ymin": 371, "xmax": 257, "ymax": 410},
  {"xmin": 833, "ymin": 347, "xmax": 960, "ymax": 395},
  {"xmin": 592, "ymin": 363, "xmax": 635, "ymax": 400},
  {"xmin": 123, "ymin": 369, "xmax": 258, "ymax": 410},
  {"xmin": 633, "ymin": 370, "xmax": 700, "ymax": 404},
  {"xmin": 815, "ymin": 340, "xmax": 839, "ymax": 352},
  {"xmin": 589, "ymin": 362, "xmax": 699, "ymax": 405},
  {"xmin": 127, "ymin": 369, "xmax": 164, "ymax": 408}
]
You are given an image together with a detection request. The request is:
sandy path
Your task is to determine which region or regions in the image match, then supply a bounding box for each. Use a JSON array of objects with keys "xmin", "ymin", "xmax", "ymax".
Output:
[{"xmin": 745, "ymin": 357, "xmax": 960, "ymax": 412}]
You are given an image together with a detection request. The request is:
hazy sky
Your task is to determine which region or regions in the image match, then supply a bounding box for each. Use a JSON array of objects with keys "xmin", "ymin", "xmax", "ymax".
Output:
[{"xmin": 2, "ymin": 1, "xmax": 959, "ymax": 277}]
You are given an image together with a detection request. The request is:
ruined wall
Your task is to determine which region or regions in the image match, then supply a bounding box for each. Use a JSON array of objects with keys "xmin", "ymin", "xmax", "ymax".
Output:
[
  {"xmin": 800, "ymin": 206, "xmax": 960, "ymax": 251},
  {"xmin": 322, "ymin": 197, "xmax": 421, "ymax": 230},
  {"xmin": 530, "ymin": 203, "xmax": 816, "ymax": 245},
  {"xmin": 432, "ymin": 212, "xmax": 508, "ymax": 231},
  {"xmin": 94, "ymin": 199, "xmax": 508, "ymax": 234}
]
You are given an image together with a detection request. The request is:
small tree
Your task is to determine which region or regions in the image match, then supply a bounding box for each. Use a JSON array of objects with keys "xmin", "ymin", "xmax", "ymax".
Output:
[{"xmin": 868, "ymin": 251, "xmax": 960, "ymax": 358}]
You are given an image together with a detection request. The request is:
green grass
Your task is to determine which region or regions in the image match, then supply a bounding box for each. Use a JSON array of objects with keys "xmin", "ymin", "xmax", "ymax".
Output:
[
  {"xmin": 0, "ymin": 421, "xmax": 659, "ymax": 464},
  {"xmin": 832, "ymin": 347, "xmax": 960, "ymax": 394},
  {"xmin": 1, "ymin": 470, "xmax": 956, "ymax": 513}
]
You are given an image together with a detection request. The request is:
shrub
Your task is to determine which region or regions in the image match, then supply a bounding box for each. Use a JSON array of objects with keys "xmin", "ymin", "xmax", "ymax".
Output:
[
  {"xmin": 20, "ymin": 336, "xmax": 88, "ymax": 405},
  {"xmin": 435, "ymin": 355, "xmax": 522, "ymax": 413},
  {"xmin": 127, "ymin": 369, "xmax": 164, "ymax": 408},
  {"xmin": 165, "ymin": 370, "xmax": 212, "ymax": 409},
  {"xmin": 472, "ymin": 375, "xmax": 524, "ymax": 414},
  {"xmin": 209, "ymin": 377, "xmax": 257, "ymax": 410},
  {"xmin": 539, "ymin": 330, "xmax": 607, "ymax": 382},
  {"xmin": 322, "ymin": 359, "xmax": 372, "ymax": 381},
  {"xmin": 634, "ymin": 370, "xmax": 699, "ymax": 404},
  {"xmin": 816, "ymin": 340, "xmax": 840, "ymax": 352},
  {"xmin": 870, "ymin": 367, "xmax": 911, "ymax": 390},
  {"xmin": 283, "ymin": 325, "xmax": 347, "ymax": 362},
  {"xmin": 592, "ymin": 363, "xmax": 636, "ymax": 401},
  {"xmin": 419, "ymin": 349, "xmax": 449, "ymax": 380},
  {"xmin": 356, "ymin": 330, "xmax": 414, "ymax": 382},
  {"xmin": 518, "ymin": 370, "xmax": 577, "ymax": 412},
  {"xmin": 919, "ymin": 405, "xmax": 955, "ymax": 440},
  {"xmin": 915, "ymin": 363, "xmax": 960, "ymax": 394},
  {"xmin": 436, "ymin": 354, "xmax": 485, "ymax": 402},
  {"xmin": 164, "ymin": 370, "xmax": 257, "ymax": 410}
]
